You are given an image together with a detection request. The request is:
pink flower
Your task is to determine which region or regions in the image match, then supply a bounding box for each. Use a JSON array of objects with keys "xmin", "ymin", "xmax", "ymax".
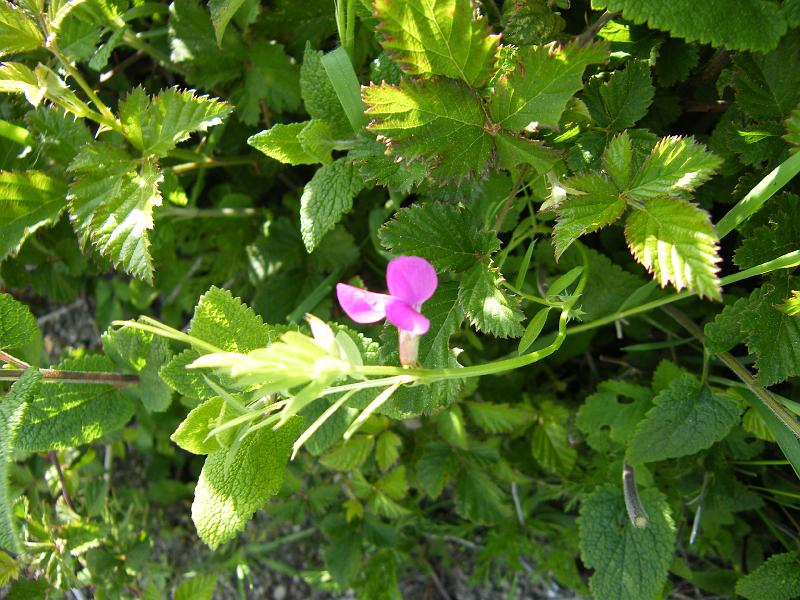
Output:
[{"xmin": 336, "ymin": 256, "xmax": 438, "ymax": 335}]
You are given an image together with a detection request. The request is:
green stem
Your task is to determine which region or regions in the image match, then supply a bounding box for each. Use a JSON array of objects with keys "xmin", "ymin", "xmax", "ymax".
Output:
[
  {"xmin": 716, "ymin": 151, "xmax": 800, "ymax": 238},
  {"xmin": 0, "ymin": 119, "xmax": 31, "ymax": 146},
  {"xmin": 170, "ymin": 156, "xmax": 258, "ymax": 174},
  {"xmin": 159, "ymin": 206, "xmax": 262, "ymax": 219},
  {"xmin": 0, "ymin": 369, "xmax": 138, "ymax": 387}
]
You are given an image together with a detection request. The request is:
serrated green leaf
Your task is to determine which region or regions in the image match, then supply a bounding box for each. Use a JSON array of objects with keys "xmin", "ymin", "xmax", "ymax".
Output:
[
  {"xmin": 437, "ymin": 405, "xmax": 468, "ymax": 450},
  {"xmin": 455, "ymin": 468, "xmax": 511, "ymax": 524},
  {"xmin": 375, "ymin": 430, "xmax": 402, "ymax": 471},
  {"xmin": 576, "ymin": 380, "xmax": 652, "ymax": 452},
  {"xmin": 248, "ymin": 121, "xmax": 329, "ymax": 165},
  {"xmin": 379, "ymin": 202, "xmax": 499, "ymax": 272},
  {"xmin": 0, "ymin": 550, "xmax": 19, "ymax": 586},
  {"xmin": 734, "ymin": 194, "xmax": 800, "ymax": 270},
  {"xmin": 778, "ymin": 291, "xmax": 800, "ymax": 317},
  {"xmin": 171, "ymin": 397, "xmax": 225, "ymax": 455},
  {"xmin": 102, "ymin": 323, "xmax": 173, "ymax": 412},
  {"xmin": 300, "ymin": 43, "xmax": 350, "ymax": 136},
  {"xmin": 160, "ymin": 349, "xmax": 215, "ymax": 400},
  {"xmin": 119, "ymin": 87, "xmax": 230, "ymax": 158},
  {"xmin": 628, "ymin": 136, "xmax": 722, "ymax": 201},
  {"xmin": 734, "ymin": 33, "xmax": 800, "ymax": 120},
  {"xmin": 348, "ymin": 134, "xmax": 427, "ymax": 193},
  {"xmin": 232, "ymin": 41, "xmax": 301, "ymax": 125},
  {"xmin": 0, "ymin": 368, "xmax": 39, "ymax": 554},
  {"xmin": 592, "ymin": 0, "xmax": 787, "ymax": 53},
  {"xmin": 602, "ymin": 130, "xmax": 636, "ymax": 189},
  {"xmin": 0, "ymin": 1, "xmax": 43, "ymax": 57},
  {"xmin": 627, "ymin": 374, "xmax": 741, "ymax": 464},
  {"xmin": 625, "ymin": 197, "xmax": 721, "ymax": 299},
  {"xmin": 464, "ymin": 401, "xmax": 534, "ymax": 434},
  {"xmin": 0, "ymin": 293, "xmax": 38, "ymax": 351},
  {"xmin": 189, "ymin": 286, "xmax": 277, "ymax": 353},
  {"xmin": 319, "ymin": 435, "xmax": 374, "ymax": 471},
  {"xmin": 490, "ymin": 43, "xmax": 608, "ymax": 131},
  {"xmin": 174, "ymin": 574, "xmax": 218, "ymax": 600},
  {"xmin": 578, "ymin": 484, "xmax": 676, "ymax": 600},
  {"xmin": 0, "ymin": 171, "xmax": 68, "ymax": 260},
  {"xmin": 706, "ymin": 277, "xmax": 800, "ymax": 387},
  {"xmin": 68, "ymin": 144, "xmax": 163, "ymax": 283},
  {"xmin": 416, "ymin": 440, "xmax": 457, "ymax": 498},
  {"xmin": 192, "ymin": 416, "xmax": 302, "ymax": 549},
  {"xmin": 459, "ymin": 262, "xmax": 524, "ymax": 338},
  {"xmin": 374, "ymin": 0, "xmax": 499, "ymax": 87},
  {"xmin": 532, "ymin": 408, "xmax": 577, "ymax": 475},
  {"xmin": 584, "ymin": 59, "xmax": 654, "ymax": 129},
  {"xmin": 0, "ymin": 62, "xmax": 89, "ymax": 119},
  {"xmin": 16, "ymin": 355, "xmax": 135, "ymax": 452},
  {"xmin": 208, "ymin": 0, "xmax": 245, "ymax": 46},
  {"xmin": 736, "ymin": 552, "xmax": 800, "ymax": 600},
  {"xmin": 494, "ymin": 133, "xmax": 558, "ymax": 173},
  {"xmin": 300, "ymin": 158, "xmax": 364, "ymax": 252},
  {"xmin": 363, "ymin": 79, "xmax": 493, "ymax": 183},
  {"xmin": 554, "ymin": 173, "xmax": 626, "ymax": 258},
  {"xmin": 297, "ymin": 120, "xmax": 334, "ymax": 164}
]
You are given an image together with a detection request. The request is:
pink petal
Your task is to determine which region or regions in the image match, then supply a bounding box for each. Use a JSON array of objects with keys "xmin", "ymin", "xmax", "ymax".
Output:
[
  {"xmin": 386, "ymin": 256, "xmax": 438, "ymax": 307},
  {"xmin": 336, "ymin": 283, "xmax": 392, "ymax": 323},
  {"xmin": 386, "ymin": 299, "xmax": 430, "ymax": 335}
]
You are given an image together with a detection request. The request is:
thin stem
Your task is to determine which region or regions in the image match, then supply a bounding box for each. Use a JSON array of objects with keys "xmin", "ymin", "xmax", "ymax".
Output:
[
  {"xmin": 0, "ymin": 350, "xmax": 31, "ymax": 369},
  {"xmin": 48, "ymin": 451, "xmax": 75, "ymax": 511},
  {"xmin": 663, "ymin": 306, "xmax": 800, "ymax": 440},
  {"xmin": 159, "ymin": 206, "xmax": 262, "ymax": 219},
  {"xmin": 0, "ymin": 369, "xmax": 138, "ymax": 387},
  {"xmin": 170, "ymin": 156, "xmax": 259, "ymax": 174},
  {"xmin": 577, "ymin": 10, "xmax": 621, "ymax": 47}
]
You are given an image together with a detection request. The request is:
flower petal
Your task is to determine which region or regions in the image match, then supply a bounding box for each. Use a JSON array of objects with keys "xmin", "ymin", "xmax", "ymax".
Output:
[
  {"xmin": 336, "ymin": 284, "xmax": 392, "ymax": 323},
  {"xmin": 386, "ymin": 256, "xmax": 438, "ymax": 307},
  {"xmin": 386, "ymin": 299, "xmax": 430, "ymax": 335}
]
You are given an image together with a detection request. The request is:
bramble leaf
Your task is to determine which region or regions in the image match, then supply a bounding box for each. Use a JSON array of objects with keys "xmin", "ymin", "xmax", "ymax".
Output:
[
  {"xmin": 347, "ymin": 135, "xmax": 427, "ymax": 193},
  {"xmin": 208, "ymin": 0, "xmax": 245, "ymax": 46},
  {"xmin": 734, "ymin": 194, "xmax": 800, "ymax": 270},
  {"xmin": 0, "ymin": 293, "xmax": 38, "ymax": 351},
  {"xmin": 553, "ymin": 173, "xmax": 626, "ymax": 258},
  {"xmin": 232, "ymin": 41, "xmax": 301, "ymax": 125},
  {"xmin": 15, "ymin": 355, "xmax": 135, "ymax": 453},
  {"xmin": 0, "ymin": 368, "xmax": 39, "ymax": 554},
  {"xmin": 300, "ymin": 158, "xmax": 364, "ymax": 252},
  {"xmin": 455, "ymin": 468, "xmax": 511, "ymax": 524},
  {"xmin": 592, "ymin": 0, "xmax": 787, "ymax": 53},
  {"xmin": 68, "ymin": 144, "xmax": 163, "ymax": 283},
  {"xmin": 736, "ymin": 552, "xmax": 800, "ymax": 600},
  {"xmin": 578, "ymin": 484, "xmax": 676, "ymax": 600},
  {"xmin": 627, "ymin": 136, "xmax": 722, "ymax": 201},
  {"xmin": 0, "ymin": 1, "xmax": 43, "ymax": 57},
  {"xmin": 192, "ymin": 417, "xmax": 302, "ymax": 549},
  {"xmin": 625, "ymin": 198, "xmax": 721, "ymax": 300},
  {"xmin": 0, "ymin": 171, "xmax": 67, "ymax": 261},
  {"xmin": 627, "ymin": 374, "xmax": 741, "ymax": 464},
  {"xmin": 373, "ymin": 0, "xmax": 499, "ymax": 87},
  {"xmin": 490, "ymin": 43, "xmax": 608, "ymax": 130},
  {"xmin": 734, "ymin": 34, "xmax": 800, "ymax": 120},
  {"xmin": 584, "ymin": 59, "xmax": 654, "ymax": 130},
  {"xmin": 464, "ymin": 401, "xmax": 535, "ymax": 434},
  {"xmin": 0, "ymin": 62, "xmax": 89, "ymax": 119},
  {"xmin": 576, "ymin": 381, "xmax": 652, "ymax": 452},
  {"xmin": 459, "ymin": 262, "xmax": 524, "ymax": 338},
  {"xmin": 119, "ymin": 87, "xmax": 231, "ymax": 158},
  {"xmin": 379, "ymin": 202, "xmax": 499, "ymax": 272},
  {"xmin": 363, "ymin": 79, "xmax": 493, "ymax": 182}
]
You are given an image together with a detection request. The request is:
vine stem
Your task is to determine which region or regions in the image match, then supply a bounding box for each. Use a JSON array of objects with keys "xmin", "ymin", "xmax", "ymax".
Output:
[
  {"xmin": 577, "ymin": 10, "xmax": 621, "ymax": 47},
  {"xmin": 0, "ymin": 369, "xmax": 138, "ymax": 387},
  {"xmin": 48, "ymin": 451, "xmax": 75, "ymax": 511}
]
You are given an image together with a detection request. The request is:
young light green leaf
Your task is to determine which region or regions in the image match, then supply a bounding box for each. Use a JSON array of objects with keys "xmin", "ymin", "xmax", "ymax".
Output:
[
  {"xmin": 171, "ymin": 397, "xmax": 225, "ymax": 455},
  {"xmin": 189, "ymin": 286, "xmax": 277, "ymax": 353},
  {"xmin": 627, "ymin": 136, "xmax": 722, "ymax": 201},
  {"xmin": 15, "ymin": 355, "xmax": 135, "ymax": 453},
  {"xmin": 0, "ymin": 171, "xmax": 68, "ymax": 260},
  {"xmin": 554, "ymin": 173, "xmax": 626, "ymax": 259},
  {"xmin": 0, "ymin": 1, "xmax": 43, "ymax": 57},
  {"xmin": 208, "ymin": 0, "xmax": 245, "ymax": 46},
  {"xmin": 119, "ymin": 87, "xmax": 231, "ymax": 158},
  {"xmin": 379, "ymin": 202, "xmax": 499, "ymax": 272},
  {"xmin": 459, "ymin": 262, "xmax": 524, "ymax": 338},
  {"xmin": 584, "ymin": 59, "xmax": 654, "ymax": 130},
  {"xmin": 464, "ymin": 401, "xmax": 535, "ymax": 434},
  {"xmin": 592, "ymin": 0, "xmax": 787, "ymax": 53},
  {"xmin": 736, "ymin": 552, "xmax": 800, "ymax": 600},
  {"xmin": 374, "ymin": 0, "xmax": 499, "ymax": 87},
  {"xmin": 375, "ymin": 430, "xmax": 402, "ymax": 471},
  {"xmin": 248, "ymin": 121, "xmax": 330, "ymax": 165},
  {"xmin": 363, "ymin": 79, "xmax": 493, "ymax": 182},
  {"xmin": 490, "ymin": 43, "xmax": 608, "ymax": 130},
  {"xmin": 0, "ymin": 293, "xmax": 38, "ymax": 351},
  {"xmin": 627, "ymin": 374, "xmax": 741, "ymax": 464},
  {"xmin": 174, "ymin": 574, "xmax": 218, "ymax": 600},
  {"xmin": 192, "ymin": 416, "xmax": 302, "ymax": 549},
  {"xmin": 68, "ymin": 144, "xmax": 163, "ymax": 283},
  {"xmin": 300, "ymin": 158, "xmax": 364, "ymax": 252},
  {"xmin": 0, "ymin": 368, "xmax": 39, "ymax": 554},
  {"xmin": 548, "ymin": 266, "xmax": 584, "ymax": 296},
  {"xmin": 625, "ymin": 198, "xmax": 722, "ymax": 300},
  {"xmin": 0, "ymin": 62, "xmax": 89, "ymax": 119},
  {"xmin": 578, "ymin": 484, "xmax": 676, "ymax": 600},
  {"xmin": 319, "ymin": 435, "xmax": 374, "ymax": 471},
  {"xmin": 518, "ymin": 307, "xmax": 550, "ymax": 354}
]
